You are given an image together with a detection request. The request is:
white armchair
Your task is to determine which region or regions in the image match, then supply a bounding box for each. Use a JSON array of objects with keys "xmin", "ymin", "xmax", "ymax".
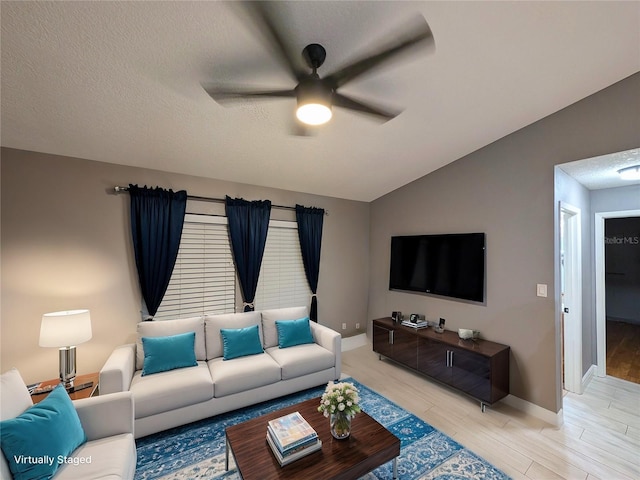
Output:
[{"xmin": 0, "ymin": 369, "xmax": 136, "ymax": 479}]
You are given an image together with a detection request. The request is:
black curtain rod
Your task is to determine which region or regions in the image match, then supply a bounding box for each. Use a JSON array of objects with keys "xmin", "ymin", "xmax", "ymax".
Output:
[{"xmin": 113, "ymin": 186, "xmax": 328, "ymax": 215}]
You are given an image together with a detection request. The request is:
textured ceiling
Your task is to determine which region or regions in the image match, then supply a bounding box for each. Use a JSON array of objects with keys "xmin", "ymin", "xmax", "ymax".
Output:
[
  {"xmin": 2, "ymin": 1, "xmax": 639, "ymax": 201},
  {"xmin": 559, "ymin": 148, "xmax": 640, "ymax": 190}
]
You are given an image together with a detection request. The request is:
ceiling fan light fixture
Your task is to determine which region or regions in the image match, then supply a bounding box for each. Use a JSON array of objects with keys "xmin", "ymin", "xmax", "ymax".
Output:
[
  {"xmin": 296, "ymin": 102, "xmax": 332, "ymax": 125},
  {"xmin": 295, "ymin": 75, "xmax": 333, "ymax": 126},
  {"xmin": 618, "ymin": 165, "xmax": 640, "ymax": 180}
]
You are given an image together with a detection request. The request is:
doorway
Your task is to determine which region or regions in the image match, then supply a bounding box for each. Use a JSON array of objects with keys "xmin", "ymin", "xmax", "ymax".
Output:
[
  {"xmin": 560, "ymin": 202, "xmax": 582, "ymax": 394},
  {"xmin": 595, "ymin": 209, "xmax": 640, "ymax": 380}
]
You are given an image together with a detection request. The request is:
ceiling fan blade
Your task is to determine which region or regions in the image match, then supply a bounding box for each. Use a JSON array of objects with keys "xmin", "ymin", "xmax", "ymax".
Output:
[
  {"xmin": 243, "ymin": 2, "xmax": 307, "ymax": 82},
  {"xmin": 203, "ymin": 85, "xmax": 296, "ymax": 104},
  {"xmin": 324, "ymin": 15, "xmax": 434, "ymax": 89},
  {"xmin": 333, "ymin": 93, "xmax": 400, "ymax": 121}
]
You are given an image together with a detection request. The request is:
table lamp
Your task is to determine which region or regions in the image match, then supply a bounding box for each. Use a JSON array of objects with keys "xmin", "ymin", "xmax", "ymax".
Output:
[{"xmin": 39, "ymin": 309, "xmax": 92, "ymax": 390}]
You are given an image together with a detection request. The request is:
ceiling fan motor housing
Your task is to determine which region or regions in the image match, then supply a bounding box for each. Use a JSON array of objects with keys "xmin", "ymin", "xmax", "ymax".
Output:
[
  {"xmin": 302, "ymin": 43, "xmax": 327, "ymax": 70},
  {"xmin": 295, "ymin": 74, "xmax": 333, "ymax": 108}
]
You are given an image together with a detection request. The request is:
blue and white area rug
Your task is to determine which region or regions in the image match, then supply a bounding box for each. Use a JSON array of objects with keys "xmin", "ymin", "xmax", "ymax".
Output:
[{"xmin": 135, "ymin": 379, "xmax": 511, "ymax": 480}]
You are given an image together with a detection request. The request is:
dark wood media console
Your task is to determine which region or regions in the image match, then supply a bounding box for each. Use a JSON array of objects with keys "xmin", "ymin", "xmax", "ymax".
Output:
[{"xmin": 372, "ymin": 317, "xmax": 510, "ymax": 411}]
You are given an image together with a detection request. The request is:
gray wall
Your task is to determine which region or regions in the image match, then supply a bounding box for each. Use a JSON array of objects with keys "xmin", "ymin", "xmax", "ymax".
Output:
[
  {"xmin": 0, "ymin": 148, "xmax": 370, "ymax": 384},
  {"xmin": 368, "ymin": 73, "xmax": 640, "ymax": 413},
  {"xmin": 591, "ymin": 184, "xmax": 640, "ymax": 213}
]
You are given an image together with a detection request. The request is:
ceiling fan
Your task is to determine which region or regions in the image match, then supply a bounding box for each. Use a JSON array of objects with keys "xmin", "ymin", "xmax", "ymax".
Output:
[{"xmin": 204, "ymin": 2, "xmax": 435, "ymax": 129}]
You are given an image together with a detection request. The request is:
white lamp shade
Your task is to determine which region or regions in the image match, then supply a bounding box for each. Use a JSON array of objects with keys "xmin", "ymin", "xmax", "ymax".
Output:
[{"xmin": 39, "ymin": 309, "xmax": 92, "ymax": 347}]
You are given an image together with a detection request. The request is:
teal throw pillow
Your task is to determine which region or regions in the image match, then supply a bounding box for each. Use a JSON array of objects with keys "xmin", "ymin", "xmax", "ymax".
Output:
[
  {"xmin": 0, "ymin": 384, "xmax": 87, "ymax": 480},
  {"xmin": 220, "ymin": 324, "xmax": 264, "ymax": 360},
  {"xmin": 276, "ymin": 317, "xmax": 314, "ymax": 348},
  {"xmin": 142, "ymin": 331, "xmax": 198, "ymax": 376}
]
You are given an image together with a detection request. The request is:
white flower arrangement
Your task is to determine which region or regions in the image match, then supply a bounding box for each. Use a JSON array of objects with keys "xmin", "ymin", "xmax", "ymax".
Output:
[{"xmin": 318, "ymin": 381, "xmax": 361, "ymax": 418}]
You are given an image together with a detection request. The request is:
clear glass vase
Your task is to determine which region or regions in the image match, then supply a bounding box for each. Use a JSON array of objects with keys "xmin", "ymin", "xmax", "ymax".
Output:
[{"xmin": 330, "ymin": 412, "xmax": 352, "ymax": 440}]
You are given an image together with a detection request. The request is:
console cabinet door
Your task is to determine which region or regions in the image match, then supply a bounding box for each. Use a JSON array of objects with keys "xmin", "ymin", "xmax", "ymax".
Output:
[
  {"xmin": 392, "ymin": 328, "xmax": 418, "ymax": 369},
  {"xmin": 449, "ymin": 348, "xmax": 491, "ymax": 403},
  {"xmin": 373, "ymin": 323, "xmax": 393, "ymax": 359},
  {"xmin": 373, "ymin": 323, "xmax": 417, "ymax": 369},
  {"xmin": 417, "ymin": 337, "xmax": 449, "ymax": 382}
]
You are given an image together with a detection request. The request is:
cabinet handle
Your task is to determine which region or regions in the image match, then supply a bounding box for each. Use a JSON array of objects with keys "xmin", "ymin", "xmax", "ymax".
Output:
[
  {"xmin": 389, "ymin": 330, "xmax": 394, "ymax": 345},
  {"xmin": 450, "ymin": 350, "xmax": 454, "ymax": 366}
]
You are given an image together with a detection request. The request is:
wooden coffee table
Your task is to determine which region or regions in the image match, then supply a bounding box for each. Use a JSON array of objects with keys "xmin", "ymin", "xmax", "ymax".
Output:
[{"xmin": 225, "ymin": 396, "xmax": 400, "ymax": 480}]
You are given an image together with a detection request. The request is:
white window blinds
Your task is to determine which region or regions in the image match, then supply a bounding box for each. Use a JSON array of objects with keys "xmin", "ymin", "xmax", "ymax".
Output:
[
  {"xmin": 254, "ymin": 220, "xmax": 311, "ymax": 311},
  {"xmin": 153, "ymin": 214, "xmax": 235, "ymax": 320}
]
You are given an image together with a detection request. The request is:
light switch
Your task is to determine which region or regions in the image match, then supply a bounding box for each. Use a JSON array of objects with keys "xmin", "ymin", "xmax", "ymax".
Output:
[{"xmin": 537, "ymin": 284, "xmax": 547, "ymax": 297}]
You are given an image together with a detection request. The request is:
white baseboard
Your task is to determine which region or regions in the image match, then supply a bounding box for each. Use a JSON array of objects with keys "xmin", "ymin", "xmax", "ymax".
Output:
[
  {"xmin": 501, "ymin": 394, "xmax": 563, "ymax": 427},
  {"xmin": 582, "ymin": 364, "xmax": 596, "ymax": 392},
  {"xmin": 342, "ymin": 333, "xmax": 367, "ymax": 352}
]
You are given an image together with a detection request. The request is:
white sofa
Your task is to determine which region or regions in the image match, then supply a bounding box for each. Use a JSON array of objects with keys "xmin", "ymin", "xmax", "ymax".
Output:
[
  {"xmin": 0, "ymin": 368, "xmax": 136, "ymax": 480},
  {"xmin": 100, "ymin": 306, "xmax": 341, "ymax": 438}
]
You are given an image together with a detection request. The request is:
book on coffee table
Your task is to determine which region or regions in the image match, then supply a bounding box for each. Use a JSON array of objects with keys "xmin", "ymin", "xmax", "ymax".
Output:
[
  {"xmin": 267, "ymin": 411, "xmax": 318, "ymax": 454},
  {"xmin": 266, "ymin": 433, "xmax": 322, "ymax": 466}
]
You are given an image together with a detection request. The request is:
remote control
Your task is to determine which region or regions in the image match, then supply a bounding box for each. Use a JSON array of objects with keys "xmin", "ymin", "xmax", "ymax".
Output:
[
  {"xmin": 68, "ymin": 381, "xmax": 93, "ymax": 393},
  {"xmin": 31, "ymin": 385, "xmax": 55, "ymax": 395}
]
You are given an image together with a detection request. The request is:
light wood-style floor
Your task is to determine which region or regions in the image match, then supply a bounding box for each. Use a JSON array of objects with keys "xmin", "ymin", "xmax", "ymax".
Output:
[
  {"xmin": 606, "ymin": 320, "xmax": 640, "ymax": 384},
  {"xmin": 342, "ymin": 344, "xmax": 640, "ymax": 480}
]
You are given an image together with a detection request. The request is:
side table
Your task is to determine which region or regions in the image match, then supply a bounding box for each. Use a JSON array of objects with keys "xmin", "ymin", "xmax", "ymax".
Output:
[{"xmin": 30, "ymin": 372, "xmax": 99, "ymax": 404}]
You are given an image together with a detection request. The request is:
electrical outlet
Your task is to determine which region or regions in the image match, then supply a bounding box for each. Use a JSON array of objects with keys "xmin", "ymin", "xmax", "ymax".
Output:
[
  {"xmin": 355, "ymin": 323, "xmax": 360, "ymax": 329},
  {"xmin": 342, "ymin": 323, "xmax": 347, "ymax": 330}
]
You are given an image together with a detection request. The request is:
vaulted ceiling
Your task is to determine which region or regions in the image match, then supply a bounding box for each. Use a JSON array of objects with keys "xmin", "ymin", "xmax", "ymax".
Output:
[{"xmin": 2, "ymin": 1, "xmax": 639, "ymax": 201}]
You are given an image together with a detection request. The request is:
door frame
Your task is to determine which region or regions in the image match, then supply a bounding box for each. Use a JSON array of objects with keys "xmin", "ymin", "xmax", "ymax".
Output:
[
  {"xmin": 560, "ymin": 202, "xmax": 582, "ymax": 394},
  {"xmin": 594, "ymin": 209, "xmax": 640, "ymax": 377}
]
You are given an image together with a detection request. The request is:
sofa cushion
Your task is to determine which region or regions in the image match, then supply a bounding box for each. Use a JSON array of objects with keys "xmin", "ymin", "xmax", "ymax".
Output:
[
  {"xmin": 55, "ymin": 433, "xmax": 136, "ymax": 480},
  {"xmin": 130, "ymin": 362, "xmax": 213, "ymax": 418},
  {"xmin": 142, "ymin": 331, "xmax": 198, "ymax": 376},
  {"xmin": 1, "ymin": 384, "xmax": 87, "ymax": 480},
  {"xmin": 0, "ymin": 369, "xmax": 32, "ymax": 421},
  {"xmin": 204, "ymin": 311, "xmax": 262, "ymax": 359},
  {"xmin": 261, "ymin": 306, "xmax": 309, "ymax": 348},
  {"xmin": 221, "ymin": 325, "xmax": 264, "ymax": 360},
  {"xmin": 266, "ymin": 344, "xmax": 336, "ymax": 380},
  {"xmin": 276, "ymin": 317, "xmax": 314, "ymax": 348},
  {"xmin": 136, "ymin": 316, "xmax": 205, "ymax": 370},
  {"xmin": 209, "ymin": 353, "xmax": 281, "ymax": 397},
  {"xmin": 0, "ymin": 369, "xmax": 33, "ymax": 479}
]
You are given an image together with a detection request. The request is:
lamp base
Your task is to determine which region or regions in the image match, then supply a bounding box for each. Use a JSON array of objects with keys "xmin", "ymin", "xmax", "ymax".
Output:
[{"xmin": 59, "ymin": 346, "xmax": 77, "ymax": 389}]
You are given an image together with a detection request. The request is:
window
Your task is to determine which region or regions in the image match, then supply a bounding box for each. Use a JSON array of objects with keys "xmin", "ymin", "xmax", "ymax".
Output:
[
  {"xmin": 254, "ymin": 220, "xmax": 311, "ymax": 311},
  {"xmin": 153, "ymin": 214, "xmax": 235, "ymax": 320}
]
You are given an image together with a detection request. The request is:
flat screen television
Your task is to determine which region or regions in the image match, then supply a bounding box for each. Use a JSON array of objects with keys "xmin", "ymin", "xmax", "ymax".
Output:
[{"xmin": 389, "ymin": 233, "xmax": 486, "ymax": 303}]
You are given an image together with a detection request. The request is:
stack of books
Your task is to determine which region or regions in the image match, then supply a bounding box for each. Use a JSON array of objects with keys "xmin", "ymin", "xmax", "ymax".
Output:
[
  {"xmin": 266, "ymin": 411, "xmax": 322, "ymax": 466},
  {"xmin": 401, "ymin": 320, "xmax": 429, "ymax": 329}
]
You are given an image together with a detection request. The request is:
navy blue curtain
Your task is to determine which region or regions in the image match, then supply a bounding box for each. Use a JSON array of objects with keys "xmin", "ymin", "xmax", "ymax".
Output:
[
  {"xmin": 129, "ymin": 184, "xmax": 187, "ymax": 319},
  {"xmin": 225, "ymin": 196, "xmax": 272, "ymax": 311},
  {"xmin": 296, "ymin": 205, "xmax": 324, "ymax": 322}
]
